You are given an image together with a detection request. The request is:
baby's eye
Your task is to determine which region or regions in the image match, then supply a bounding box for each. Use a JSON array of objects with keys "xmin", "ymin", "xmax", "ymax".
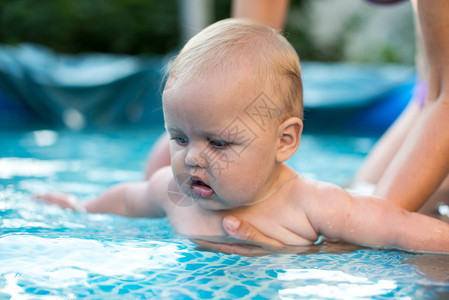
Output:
[
  {"xmin": 209, "ymin": 140, "xmax": 232, "ymax": 149},
  {"xmin": 171, "ymin": 136, "xmax": 188, "ymax": 146}
]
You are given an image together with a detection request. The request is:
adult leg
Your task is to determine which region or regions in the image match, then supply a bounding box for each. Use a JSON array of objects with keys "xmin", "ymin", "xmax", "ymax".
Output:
[
  {"xmin": 373, "ymin": 0, "xmax": 449, "ymax": 211},
  {"xmin": 354, "ymin": 99, "xmax": 421, "ymax": 185}
]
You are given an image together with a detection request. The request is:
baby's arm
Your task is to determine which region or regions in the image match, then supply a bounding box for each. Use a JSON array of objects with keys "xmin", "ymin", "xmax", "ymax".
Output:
[
  {"xmin": 36, "ymin": 167, "xmax": 171, "ymax": 218},
  {"xmin": 307, "ymin": 183, "xmax": 449, "ymax": 254},
  {"xmin": 85, "ymin": 181, "xmax": 164, "ymax": 218}
]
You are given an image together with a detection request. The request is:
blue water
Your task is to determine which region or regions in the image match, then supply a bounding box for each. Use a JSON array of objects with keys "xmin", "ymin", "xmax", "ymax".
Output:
[{"xmin": 1, "ymin": 128, "xmax": 448, "ymax": 299}]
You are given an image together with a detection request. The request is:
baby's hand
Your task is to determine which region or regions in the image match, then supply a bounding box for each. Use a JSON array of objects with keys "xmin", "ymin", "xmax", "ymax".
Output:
[{"xmin": 33, "ymin": 193, "xmax": 87, "ymax": 213}]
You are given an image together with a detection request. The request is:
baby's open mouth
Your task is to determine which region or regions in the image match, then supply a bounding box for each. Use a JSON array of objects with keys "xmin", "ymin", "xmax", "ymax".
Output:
[{"xmin": 191, "ymin": 179, "xmax": 214, "ymax": 198}]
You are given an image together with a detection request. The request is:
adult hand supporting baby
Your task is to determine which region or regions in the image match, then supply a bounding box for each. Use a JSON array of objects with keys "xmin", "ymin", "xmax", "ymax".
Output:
[
  {"xmin": 193, "ymin": 215, "xmax": 290, "ymax": 256},
  {"xmin": 222, "ymin": 215, "xmax": 286, "ymax": 249}
]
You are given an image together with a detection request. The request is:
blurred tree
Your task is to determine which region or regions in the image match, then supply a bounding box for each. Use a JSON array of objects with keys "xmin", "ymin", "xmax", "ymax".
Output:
[{"xmin": 0, "ymin": 0, "xmax": 180, "ymax": 54}]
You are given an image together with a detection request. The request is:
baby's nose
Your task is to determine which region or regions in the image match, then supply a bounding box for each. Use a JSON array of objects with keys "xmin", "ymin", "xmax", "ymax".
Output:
[{"xmin": 185, "ymin": 146, "xmax": 207, "ymax": 168}]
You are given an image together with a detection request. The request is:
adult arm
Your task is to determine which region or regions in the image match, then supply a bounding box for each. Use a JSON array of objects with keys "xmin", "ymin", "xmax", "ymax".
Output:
[{"xmin": 232, "ymin": 0, "xmax": 290, "ymax": 31}]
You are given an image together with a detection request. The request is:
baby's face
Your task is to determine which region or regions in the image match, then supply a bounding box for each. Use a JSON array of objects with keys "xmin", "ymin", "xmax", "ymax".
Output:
[{"xmin": 163, "ymin": 71, "xmax": 283, "ymax": 210}]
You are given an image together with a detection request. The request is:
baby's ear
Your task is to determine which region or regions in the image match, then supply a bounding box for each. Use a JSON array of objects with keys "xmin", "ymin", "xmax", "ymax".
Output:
[{"xmin": 276, "ymin": 117, "xmax": 303, "ymax": 163}]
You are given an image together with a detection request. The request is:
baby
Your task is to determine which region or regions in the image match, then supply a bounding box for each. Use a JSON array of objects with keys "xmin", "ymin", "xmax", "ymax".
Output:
[{"xmin": 37, "ymin": 19, "xmax": 449, "ymax": 254}]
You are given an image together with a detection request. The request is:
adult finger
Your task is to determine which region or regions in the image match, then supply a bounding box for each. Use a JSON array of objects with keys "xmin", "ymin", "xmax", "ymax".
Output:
[
  {"xmin": 222, "ymin": 215, "xmax": 287, "ymax": 251},
  {"xmin": 191, "ymin": 239, "xmax": 274, "ymax": 257}
]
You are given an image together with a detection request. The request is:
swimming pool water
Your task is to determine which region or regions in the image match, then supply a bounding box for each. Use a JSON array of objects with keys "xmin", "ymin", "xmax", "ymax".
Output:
[{"xmin": 1, "ymin": 128, "xmax": 448, "ymax": 299}]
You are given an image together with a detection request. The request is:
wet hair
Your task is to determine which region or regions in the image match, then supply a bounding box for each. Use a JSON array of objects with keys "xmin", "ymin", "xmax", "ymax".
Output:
[{"xmin": 166, "ymin": 18, "xmax": 303, "ymax": 120}]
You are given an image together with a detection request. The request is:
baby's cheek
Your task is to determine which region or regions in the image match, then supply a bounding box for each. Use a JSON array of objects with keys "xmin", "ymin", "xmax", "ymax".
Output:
[{"xmin": 170, "ymin": 159, "xmax": 187, "ymax": 180}]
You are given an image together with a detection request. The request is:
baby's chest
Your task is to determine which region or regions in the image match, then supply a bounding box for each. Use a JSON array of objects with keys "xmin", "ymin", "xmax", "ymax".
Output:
[
  {"xmin": 231, "ymin": 205, "xmax": 319, "ymax": 246},
  {"xmin": 166, "ymin": 206, "xmax": 227, "ymax": 239}
]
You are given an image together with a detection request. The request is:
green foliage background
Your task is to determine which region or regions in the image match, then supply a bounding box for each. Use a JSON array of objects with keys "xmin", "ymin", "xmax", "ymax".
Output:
[
  {"xmin": 0, "ymin": 0, "xmax": 307, "ymax": 55},
  {"xmin": 0, "ymin": 0, "xmax": 182, "ymax": 54}
]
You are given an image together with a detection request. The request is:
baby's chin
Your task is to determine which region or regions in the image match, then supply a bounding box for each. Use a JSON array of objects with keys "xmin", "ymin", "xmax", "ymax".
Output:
[{"xmin": 196, "ymin": 197, "xmax": 241, "ymax": 211}]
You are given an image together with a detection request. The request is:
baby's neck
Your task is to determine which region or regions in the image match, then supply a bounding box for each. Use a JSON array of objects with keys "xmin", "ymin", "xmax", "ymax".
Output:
[{"xmin": 243, "ymin": 167, "xmax": 298, "ymax": 207}]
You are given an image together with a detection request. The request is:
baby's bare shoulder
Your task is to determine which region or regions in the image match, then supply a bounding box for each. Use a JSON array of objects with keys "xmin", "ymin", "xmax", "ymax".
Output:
[
  {"xmin": 145, "ymin": 166, "xmax": 175, "ymax": 210},
  {"xmin": 294, "ymin": 177, "xmax": 348, "ymax": 205},
  {"xmin": 147, "ymin": 166, "xmax": 173, "ymax": 191},
  {"xmin": 298, "ymin": 178, "xmax": 352, "ymax": 221},
  {"xmin": 316, "ymin": 180, "xmax": 348, "ymax": 199},
  {"xmin": 149, "ymin": 166, "xmax": 173, "ymax": 181}
]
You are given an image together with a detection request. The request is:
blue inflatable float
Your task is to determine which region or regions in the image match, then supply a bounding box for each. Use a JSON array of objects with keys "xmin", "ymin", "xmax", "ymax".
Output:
[
  {"xmin": 0, "ymin": 43, "xmax": 415, "ymax": 133},
  {"xmin": 301, "ymin": 62, "xmax": 415, "ymax": 133}
]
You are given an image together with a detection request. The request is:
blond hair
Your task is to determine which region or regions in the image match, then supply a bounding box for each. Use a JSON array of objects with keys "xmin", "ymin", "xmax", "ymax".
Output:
[{"xmin": 166, "ymin": 18, "xmax": 303, "ymax": 119}]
